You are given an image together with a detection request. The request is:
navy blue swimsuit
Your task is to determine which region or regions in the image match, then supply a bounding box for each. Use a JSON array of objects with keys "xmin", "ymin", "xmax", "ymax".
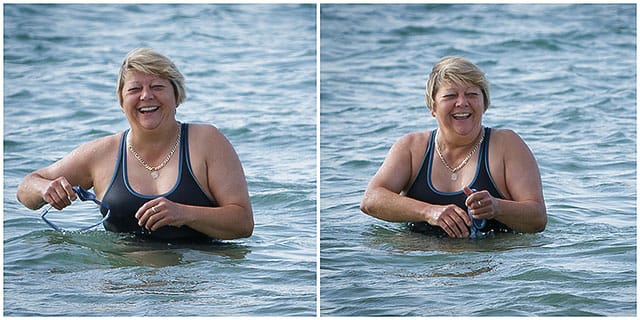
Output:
[
  {"xmin": 405, "ymin": 127, "xmax": 514, "ymax": 237},
  {"xmin": 101, "ymin": 123, "xmax": 218, "ymax": 242}
]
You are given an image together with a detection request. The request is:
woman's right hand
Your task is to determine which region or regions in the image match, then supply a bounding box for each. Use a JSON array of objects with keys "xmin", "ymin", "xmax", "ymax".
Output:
[
  {"xmin": 427, "ymin": 204, "xmax": 471, "ymax": 238},
  {"xmin": 42, "ymin": 177, "xmax": 77, "ymax": 210}
]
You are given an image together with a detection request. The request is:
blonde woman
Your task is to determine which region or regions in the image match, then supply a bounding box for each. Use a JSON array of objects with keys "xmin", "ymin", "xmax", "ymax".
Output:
[
  {"xmin": 361, "ymin": 56, "xmax": 546, "ymax": 238},
  {"xmin": 18, "ymin": 48, "xmax": 253, "ymax": 241}
]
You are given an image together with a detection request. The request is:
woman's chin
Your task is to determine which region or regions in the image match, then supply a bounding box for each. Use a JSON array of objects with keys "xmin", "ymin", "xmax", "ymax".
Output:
[
  {"xmin": 133, "ymin": 115, "xmax": 164, "ymax": 131},
  {"xmin": 451, "ymin": 119, "xmax": 478, "ymax": 136}
]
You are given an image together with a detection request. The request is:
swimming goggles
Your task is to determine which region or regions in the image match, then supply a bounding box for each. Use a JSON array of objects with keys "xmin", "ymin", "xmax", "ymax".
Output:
[
  {"xmin": 468, "ymin": 212, "xmax": 486, "ymax": 239},
  {"xmin": 40, "ymin": 186, "xmax": 110, "ymax": 231},
  {"xmin": 468, "ymin": 189, "xmax": 487, "ymax": 239}
]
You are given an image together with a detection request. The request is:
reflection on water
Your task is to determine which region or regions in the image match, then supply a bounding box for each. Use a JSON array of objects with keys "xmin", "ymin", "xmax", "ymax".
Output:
[
  {"xmin": 362, "ymin": 224, "xmax": 550, "ymax": 254},
  {"xmin": 4, "ymin": 229, "xmax": 251, "ymax": 270},
  {"xmin": 396, "ymin": 262, "xmax": 495, "ymax": 279}
]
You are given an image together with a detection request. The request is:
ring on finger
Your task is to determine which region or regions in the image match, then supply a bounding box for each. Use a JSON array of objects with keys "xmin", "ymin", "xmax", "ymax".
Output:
[
  {"xmin": 477, "ymin": 200, "xmax": 482, "ymax": 206},
  {"xmin": 151, "ymin": 206, "xmax": 158, "ymax": 214}
]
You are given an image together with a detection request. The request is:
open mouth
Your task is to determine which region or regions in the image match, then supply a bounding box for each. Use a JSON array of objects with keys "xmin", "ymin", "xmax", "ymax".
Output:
[
  {"xmin": 452, "ymin": 112, "xmax": 471, "ymax": 120},
  {"xmin": 138, "ymin": 106, "xmax": 159, "ymax": 114}
]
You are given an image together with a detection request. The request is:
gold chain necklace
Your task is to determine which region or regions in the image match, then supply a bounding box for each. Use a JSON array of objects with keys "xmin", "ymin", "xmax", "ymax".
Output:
[
  {"xmin": 435, "ymin": 128, "xmax": 484, "ymax": 181},
  {"xmin": 127, "ymin": 126, "xmax": 181, "ymax": 179}
]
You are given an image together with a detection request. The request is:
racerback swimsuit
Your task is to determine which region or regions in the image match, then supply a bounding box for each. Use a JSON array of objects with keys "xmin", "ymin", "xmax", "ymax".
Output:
[
  {"xmin": 101, "ymin": 123, "xmax": 218, "ymax": 242},
  {"xmin": 405, "ymin": 127, "xmax": 514, "ymax": 237}
]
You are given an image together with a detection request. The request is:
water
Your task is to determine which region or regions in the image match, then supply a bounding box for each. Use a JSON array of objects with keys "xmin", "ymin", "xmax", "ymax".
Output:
[
  {"xmin": 3, "ymin": 4, "xmax": 316, "ymax": 316},
  {"xmin": 320, "ymin": 4, "xmax": 636, "ymax": 316},
  {"xmin": 4, "ymin": 3, "xmax": 638, "ymax": 317}
]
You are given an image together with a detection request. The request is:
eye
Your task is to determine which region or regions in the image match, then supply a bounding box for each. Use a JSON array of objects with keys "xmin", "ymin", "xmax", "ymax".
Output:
[
  {"xmin": 466, "ymin": 90, "xmax": 481, "ymax": 98},
  {"xmin": 442, "ymin": 93, "xmax": 456, "ymax": 99},
  {"xmin": 127, "ymin": 87, "xmax": 141, "ymax": 93}
]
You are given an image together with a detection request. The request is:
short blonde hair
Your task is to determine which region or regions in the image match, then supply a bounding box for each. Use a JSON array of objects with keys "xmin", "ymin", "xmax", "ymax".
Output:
[
  {"xmin": 117, "ymin": 48, "xmax": 186, "ymax": 107},
  {"xmin": 425, "ymin": 56, "xmax": 490, "ymax": 112}
]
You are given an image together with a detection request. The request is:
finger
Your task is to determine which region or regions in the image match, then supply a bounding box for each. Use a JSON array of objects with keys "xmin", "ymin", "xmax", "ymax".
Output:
[
  {"xmin": 148, "ymin": 216, "xmax": 168, "ymax": 231},
  {"xmin": 471, "ymin": 206, "xmax": 494, "ymax": 220},
  {"xmin": 464, "ymin": 194, "xmax": 477, "ymax": 208},
  {"xmin": 135, "ymin": 199, "xmax": 159, "ymax": 220},
  {"xmin": 442, "ymin": 220, "xmax": 457, "ymax": 238},
  {"xmin": 146, "ymin": 210, "xmax": 170, "ymax": 231},
  {"xmin": 448, "ymin": 215, "xmax": 467, "ymax": 238},
  {"xmin": 57, "ymin": 188, "xmax": 72, "ymax": 207},
  {"xmin": 139, "ymin": 207, "xmax": 159, "ymax": 227},
  {"xmin": 455, "ymin": 215, "xmax": 470, "ymax": 238},
  {"xmin": 451, "ymin": 223, "xmax": 464, "ymax": 238},
  {"xmin": 455, "ymin": 206, "xmax": 472, "ymax": 226},
  {"xmin": 136, "ymin": 204, "xmax": 155, "ymax": 227},
  {"xmin": 48, "ymin": 178, "xmax": 73, "ymax": 205},
  {"xmin": 446, "ymin": 214, "xmax": 464, "ymax": 238},
  {"xmin": 144, "ymin": 209, "xmax": 157, "ymax": 230},
  {"xmin": 44, "ymin": 193, "xmax": 63, "ymax": 210},
  {"xmin": 61, "ymin": 180, "xmax": 77, "ymax": 202},
  {"xmin": 50, "ymin": 187, "xmax": 72, "ymax": 209},
  {"xmin": 463, "ymin": 186, "xmax": 474, "ymax": 197}
]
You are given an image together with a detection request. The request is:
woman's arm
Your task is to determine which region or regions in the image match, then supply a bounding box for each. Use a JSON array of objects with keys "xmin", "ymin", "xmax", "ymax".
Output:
[
  {"xmin": 136, "ymin": 125, "xmax": 254, "ymax": 240},
  {"xmin": 466, "ymin": 129, "xmax": 547, "ymax": 233},
  {"xmin": 16, "ymin": 137, "xmax": 108, "ymax": 210}
]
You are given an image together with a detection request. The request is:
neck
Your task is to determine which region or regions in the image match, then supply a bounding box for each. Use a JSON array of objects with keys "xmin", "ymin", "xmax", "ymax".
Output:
[
  {"xmin": 437, "ymin": 126, "xmax": 483, "ymax": 151},
  {"xmin": 128, "ymin": 121, "xmax": 181, "ymax": 151}
]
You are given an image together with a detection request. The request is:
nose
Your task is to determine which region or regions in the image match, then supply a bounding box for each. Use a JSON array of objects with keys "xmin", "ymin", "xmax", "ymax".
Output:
[
  {"xmin": 455, "ymin": 94, "xmax": 469, "ymax": 107},
  {"xmin": 140, "ymin": 86, "xmax": 154, "ymax": 101}
]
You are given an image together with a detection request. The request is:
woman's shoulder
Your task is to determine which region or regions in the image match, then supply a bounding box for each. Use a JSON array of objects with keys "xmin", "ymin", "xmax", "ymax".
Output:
[
  {"xmin": 488, "ymin": 128, "xmax": 534, "ymax": 160},
  {"xmin": 185, "ymin": 123, "xmax": 237, "ymax": 156},
  {"xmin": 186, "ymin": 122, "xmax": 227, "ymax": 141},
  {"xmin": 489, "ymin": 128, "xmax": 525, "ymax": 144},
  {"xmin": 392, "ymin": 131, "xmax": 432, "ymax": 154},
  {"xmin": 73, "ymin": 132, "xmax": 122, "ymax": 156},
  {"xmin": 396, "ymin": 131, "xmax": 431, "ymax": 146}
]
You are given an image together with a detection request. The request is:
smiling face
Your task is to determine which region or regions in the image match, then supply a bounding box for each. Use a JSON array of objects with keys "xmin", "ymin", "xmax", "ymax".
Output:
[
  {"xmin": 432, "ymin": 81, "xmax": 485, "ymax": 137},
  {"xmin": 425, "ymin": 56, "xmax": 490, "ymax": 117},
  {"xmin": 121, "ymin": 70, "xmax": 177, "ymax": 130}
]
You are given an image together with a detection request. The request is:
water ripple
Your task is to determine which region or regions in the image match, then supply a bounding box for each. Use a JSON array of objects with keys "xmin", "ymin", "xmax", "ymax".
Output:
[
  {"xmin": 320, "ymin": 3, "xmax": 635, "ymax": 316},
  {"xmin": 4, "ymin": 3, "xmax": 316, "ymax": 316}
]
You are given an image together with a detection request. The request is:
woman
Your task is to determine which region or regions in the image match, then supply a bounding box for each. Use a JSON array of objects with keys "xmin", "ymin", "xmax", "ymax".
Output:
[
  {"xmin": 360, "ymin": 56, "xmax": 546, "ymax": 238},
  {"xmin": 17, "ymin": 48, "xmax": 253, "ymax": 241}
]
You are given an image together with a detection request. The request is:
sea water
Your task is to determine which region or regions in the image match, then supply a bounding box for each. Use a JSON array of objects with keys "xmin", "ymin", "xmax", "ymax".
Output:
[
  {"xmin": 320, "ymin": 4, "xmax": 636, "ymax": 316},
  {"xmin": 4, "ymin": 3, "xmax": 638, "ymax": 317},
  {"xmin": 3, "ymin": 4, "xmax": 316, "ymax": 316}
]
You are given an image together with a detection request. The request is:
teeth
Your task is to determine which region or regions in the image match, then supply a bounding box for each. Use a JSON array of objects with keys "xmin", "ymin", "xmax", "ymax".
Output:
[
  {"xmin": 452, "ymin": 113, "xmax": 470, "ymax": 119},
  {"xmin": 139, "ymin": 106, "xmax": 159, "ymax": 113}
]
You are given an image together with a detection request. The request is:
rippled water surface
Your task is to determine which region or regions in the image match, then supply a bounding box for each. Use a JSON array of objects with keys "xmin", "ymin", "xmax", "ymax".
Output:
[
  {"xmin": 320, "ymin": 4, "xmax": 636, "ymax": 316},
  {"xmin": 4, "ymin": 4, "xmax": 316, "ymax": 316}
]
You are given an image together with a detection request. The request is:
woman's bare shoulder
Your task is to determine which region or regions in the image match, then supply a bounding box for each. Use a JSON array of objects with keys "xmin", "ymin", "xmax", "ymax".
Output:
[
  {"xmin": 186, "ymin": 123, "xmax": 237, "ymax": 161},
  {"xmin": 187, "ymin": 123, "xmax": 226, "ymax": 141},
  {"xmin": 489, "ymin": 128, "xmax": 536, "ymax": 162},
  {"xmin": 74, "ymin": 132, "xmax": 122, "ymax": 156},
  {"xmin": 396, "ymin": 131, "xmax": 431, "ymax": 147},
  {"xmin": 390, "ymin": 131, "xmax": 432, "ymax": 158},
  {"xmin": 490, "ymin": 127, "xmax": 522, "ymax": 140}
]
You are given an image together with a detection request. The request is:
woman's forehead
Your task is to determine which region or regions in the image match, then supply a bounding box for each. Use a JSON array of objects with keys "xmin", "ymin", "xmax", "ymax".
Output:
[
  {"xmin": 438, "ymin": 81, "xmax": 479, "ymax": 91},
  {"xmin": 124, "ymin": 71, "xmax": 166, "ymax": 83}
]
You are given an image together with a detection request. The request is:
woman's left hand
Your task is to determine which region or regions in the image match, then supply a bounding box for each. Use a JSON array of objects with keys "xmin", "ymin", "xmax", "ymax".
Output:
[
  {"xmin": 135, "ymin": 197, "xmax": 187, "ymax": 231},
  {"xmin": 463, "ymin": 187, "xmax": 498, "ymax": 220}
]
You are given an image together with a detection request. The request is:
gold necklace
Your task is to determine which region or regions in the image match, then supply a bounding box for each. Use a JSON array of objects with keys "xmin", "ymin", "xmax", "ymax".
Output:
[
  {"xmin": 127, "ymin": 126, "xmax": 181, "ymax": 179},
  {"xmin": 435, "ymin": 128, "xmax": 484, "ymax": 181}
]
